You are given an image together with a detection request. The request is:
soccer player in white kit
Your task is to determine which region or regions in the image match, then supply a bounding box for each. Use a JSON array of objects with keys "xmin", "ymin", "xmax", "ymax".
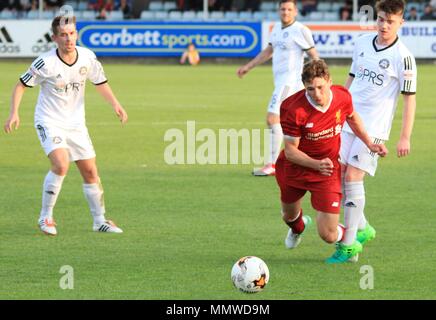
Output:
[
  {"xmin": 4, "ymin": 15, "xmax": 128, "ymax": 236},
  {"xmin": 237, "ymin": 0, "xmax": 319, "ymax": 176},
  {"xmin": 328, "ymin": 0, "xmax": 417, "ymax": 263}
]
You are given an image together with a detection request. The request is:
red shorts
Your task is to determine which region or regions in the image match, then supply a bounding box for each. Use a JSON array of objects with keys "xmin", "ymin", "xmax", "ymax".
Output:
[
  {"xmin": 275, "ymin": 156, "xmax": 342, "ymax": 214},
  {"xmin": 277, "ymin": 184, "xmax": 341, "ymax": 214}
]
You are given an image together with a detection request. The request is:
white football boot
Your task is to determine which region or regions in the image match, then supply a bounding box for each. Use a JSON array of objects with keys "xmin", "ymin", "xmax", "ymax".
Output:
[
  {"xmin": 93, "ymin": 220, "xmax": 123, "ymax": 233},
  {"xmin": 39, "ymin": 218, "xmax": 57, "ymax": 236},
  {"xmin": 285, "ymin": 216, "xmax": 312, "ymax": 249},
  {"xmin": 252, "ymin": 163, "xmax": 275, "ymax": 176}
]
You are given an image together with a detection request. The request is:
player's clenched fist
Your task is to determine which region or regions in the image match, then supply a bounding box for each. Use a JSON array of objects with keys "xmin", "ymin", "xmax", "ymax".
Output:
[{"xmin": 318, "ymin": 158, "xmax": 334, "ymax": 176}]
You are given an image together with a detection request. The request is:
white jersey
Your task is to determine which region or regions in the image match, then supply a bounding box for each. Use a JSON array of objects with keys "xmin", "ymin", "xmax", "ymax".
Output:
[
  {"xmin": 20, "ymin": 46, "xmax": 107, "ymax": 129},
  {"xmin": 343, "ymin": 33, "xmax": 417, "ymax": 140},
  {"xmin": 269, "ymin": 21, "xmax": 315, "ymax": 87}
]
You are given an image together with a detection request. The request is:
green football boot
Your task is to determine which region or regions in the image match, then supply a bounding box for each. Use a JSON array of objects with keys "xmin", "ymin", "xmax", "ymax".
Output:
[
  {"xmin": 325, "ymin": 241, "xmax": 363, "ymax": 264},
  {"xmin": 357, "ymin": 223, "xmax": 376, "ymax": 245}
]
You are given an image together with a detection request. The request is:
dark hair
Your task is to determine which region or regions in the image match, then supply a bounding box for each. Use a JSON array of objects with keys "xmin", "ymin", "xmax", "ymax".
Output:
[
  {"xmin": 51, "ymin": 15, "xmax": 76, "ymax": 35},
  {"xmin": 375, "ymin": 0, "xmax": 405, "ymax": 16},
  {"xmin": 279, "ymin": 0, "xmax": 297, "ymax": 6},
  {"xmin": 301, "ymin": 59, "xmax": 330, "ymax": 84}
]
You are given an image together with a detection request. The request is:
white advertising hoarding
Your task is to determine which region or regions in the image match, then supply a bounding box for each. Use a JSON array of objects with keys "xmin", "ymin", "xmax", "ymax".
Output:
[
  {"xmin": 0, "ymin": 20, "xmax": 56, "ymax": 57},
  {"xmin": 400, "ymin": 23, "xmax": 436, "ymax": 58},
  {"xmin": 262, "ymin": 21, "xmax": 436, "ymax": 59}
]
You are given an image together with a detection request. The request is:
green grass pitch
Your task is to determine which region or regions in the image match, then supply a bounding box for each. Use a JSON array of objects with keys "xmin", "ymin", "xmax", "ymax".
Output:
[{"xmin": 0, "ymin": 61, "xmax": 435, "ymax": 299}]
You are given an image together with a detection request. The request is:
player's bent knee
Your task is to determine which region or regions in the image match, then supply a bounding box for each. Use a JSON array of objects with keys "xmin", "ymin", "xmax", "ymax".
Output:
[
  {"xmin": 51, "ymin": 164, "xmax": 69, "ymax": 176},
  {"xmin": 345, "ymin": 166, "xmax": 366, "ymax": 182},
  {"xmin": 82, "ymin": 170, "xmax": 99, "ymax": 183}
]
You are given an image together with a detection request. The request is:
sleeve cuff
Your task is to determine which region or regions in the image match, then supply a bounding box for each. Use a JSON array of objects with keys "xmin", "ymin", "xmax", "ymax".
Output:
[
  {"xmin": 19, "ymin": 78, "xmax": 33, "ymax": 88},
  {"xmin": 93, "ymin": 80, "xmax": 108, "ymax": 86},
  {"xmin": 283, "ymin": 135, "xmax": 300, "ymax": 141},
  {"xmin": 303, "ymin": 46, "xmax": 314, "ymax": 52},
  {"xmin": 349, "ymin": 73, "xmax": 355, "ymax": 78},
  {"xmin": 401, "ymin": 91, "xmax": 416, "ymax": 95}
]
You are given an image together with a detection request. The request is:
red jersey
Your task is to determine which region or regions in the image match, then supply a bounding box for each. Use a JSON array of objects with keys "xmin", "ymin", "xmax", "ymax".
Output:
[{"xmin": 277, "ymin": 85, "xmax": 354, "ymax": 190}]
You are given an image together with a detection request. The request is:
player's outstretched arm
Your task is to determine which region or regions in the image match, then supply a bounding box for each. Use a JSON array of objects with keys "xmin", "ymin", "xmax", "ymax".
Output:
[
  {"xmin": 397, "ymin": 94, "xmax": 416, "ymax": 158},
  {"xmin": 346, "ymin": 112, "xmax": 388, "ymax": 157},
  {"xmin": 95, "ymin": 83, "xmax": 128, "ymax": 124},
  {"xmin": 283, "ymin": 138, "xmax": 333, "ymax": 176},
  {"xmin": 4, "ymin": 82, "xmax": 26, "ymax": 133},
  {"xmin": 236, "ymin": 45, "xmax": 273, "ymax": 79}
]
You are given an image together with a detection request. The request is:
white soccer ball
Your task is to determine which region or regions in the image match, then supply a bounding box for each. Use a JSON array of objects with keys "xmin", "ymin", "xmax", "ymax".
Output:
[{"xmin": 231, "ymin": 256, "xmax": 270, "ymax": 293}]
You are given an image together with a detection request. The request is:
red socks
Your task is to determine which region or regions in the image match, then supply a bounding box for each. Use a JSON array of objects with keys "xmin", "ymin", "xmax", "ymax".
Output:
[{"xmin": 285, "ymin": 210, "xmax": 305, "ymax": 234}]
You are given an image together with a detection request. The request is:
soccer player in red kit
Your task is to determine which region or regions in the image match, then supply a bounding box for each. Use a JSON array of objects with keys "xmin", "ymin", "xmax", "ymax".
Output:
[{"xmin": 275, "ymin": 60, "xmax": 387, "ymax": 263}]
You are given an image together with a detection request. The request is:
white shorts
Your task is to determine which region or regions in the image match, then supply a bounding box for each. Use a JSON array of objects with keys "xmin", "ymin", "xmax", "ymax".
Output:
[
  {"xmin": 339, "ymin": 131, "xmax": 384, "ymax": 176},
  {"xmin": 267, "ymin": 82, "xmax": 304, "ymax": 115},
  {"xmin": 35, "ymin": 124, "xmax": 96, "ymax": 162}
]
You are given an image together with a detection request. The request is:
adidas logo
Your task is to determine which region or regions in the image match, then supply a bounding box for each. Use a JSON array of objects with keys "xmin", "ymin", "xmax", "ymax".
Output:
[
  {"xmin": 359, "ymin": 52, "xmax": 364, "ymax": 57},
  {"xmin": 0, "ymin": 26, "xmax": 20, "ymax": 54},
  {"xmin": 345, "ymin": 201, "xmax": 357, "ymax": 208},
  {"xmin": 32, "ymin": 32, "xmax": 56, "ymax": 54},
  {"xmin": 0, "ymin": 26, "xmax": 12, "ymax": 43},
  {"xmin": 37, "ymin": 32, "xmax": 52, "ymax": 45}
]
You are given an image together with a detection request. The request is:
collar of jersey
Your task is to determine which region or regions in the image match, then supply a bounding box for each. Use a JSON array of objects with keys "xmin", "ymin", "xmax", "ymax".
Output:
[
  {"xmin": 372, "ymin": 35, "xmax": 399, "ymax": 52},
  {"xmin": 305, "ymin": 89, "xmax": 333, "ymax": 113},
  {"xmin": 281, "ymin": 19, "xmax": 296, "ymax": 30},
  {"xmin": 56, "ymin": 48, "xmax": 79, "ymax": 67}
]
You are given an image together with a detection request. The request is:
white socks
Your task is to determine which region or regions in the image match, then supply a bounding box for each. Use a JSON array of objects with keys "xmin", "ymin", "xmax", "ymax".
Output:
[
  {"xmin": 39, "ymin": 172, "xmax": 107, "ymax": 226},
  {"xmin": 269, "ymin": 123, "xmax": 283, "ymax": 164},
  {"xmin": 342, "ymin": 181, "xmax": 365, "ymax": 245},
  {"xmin": 40, "ymin": 171, "xmax": 65, "ymax": 222},
  {"xmin": 336, "ymin": 224, "xmax": 345, "ymax": 242},
  {"xmin": 83, "ymin": 179, "xmax": 106, "ymax": 225},
  {"xmin": 358, "ymin": 213, "xmax": 368, "ymax": 230}
]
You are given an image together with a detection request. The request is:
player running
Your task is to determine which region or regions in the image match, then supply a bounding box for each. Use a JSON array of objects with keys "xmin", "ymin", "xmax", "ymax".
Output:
[
  {"xmin": 4, "ymin": 15, "xmax": 128, "ymax": 236},
  {"xmin": 275, "ymin": 59, "xmax": 387, "ymax": 263},
  {"xmin": 237, "ymin": 0, "xmax": 318, "ymax": 176},
  {"xmin": 332, "ymin": 0, "xmax": 418, "ymax": 263}
]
